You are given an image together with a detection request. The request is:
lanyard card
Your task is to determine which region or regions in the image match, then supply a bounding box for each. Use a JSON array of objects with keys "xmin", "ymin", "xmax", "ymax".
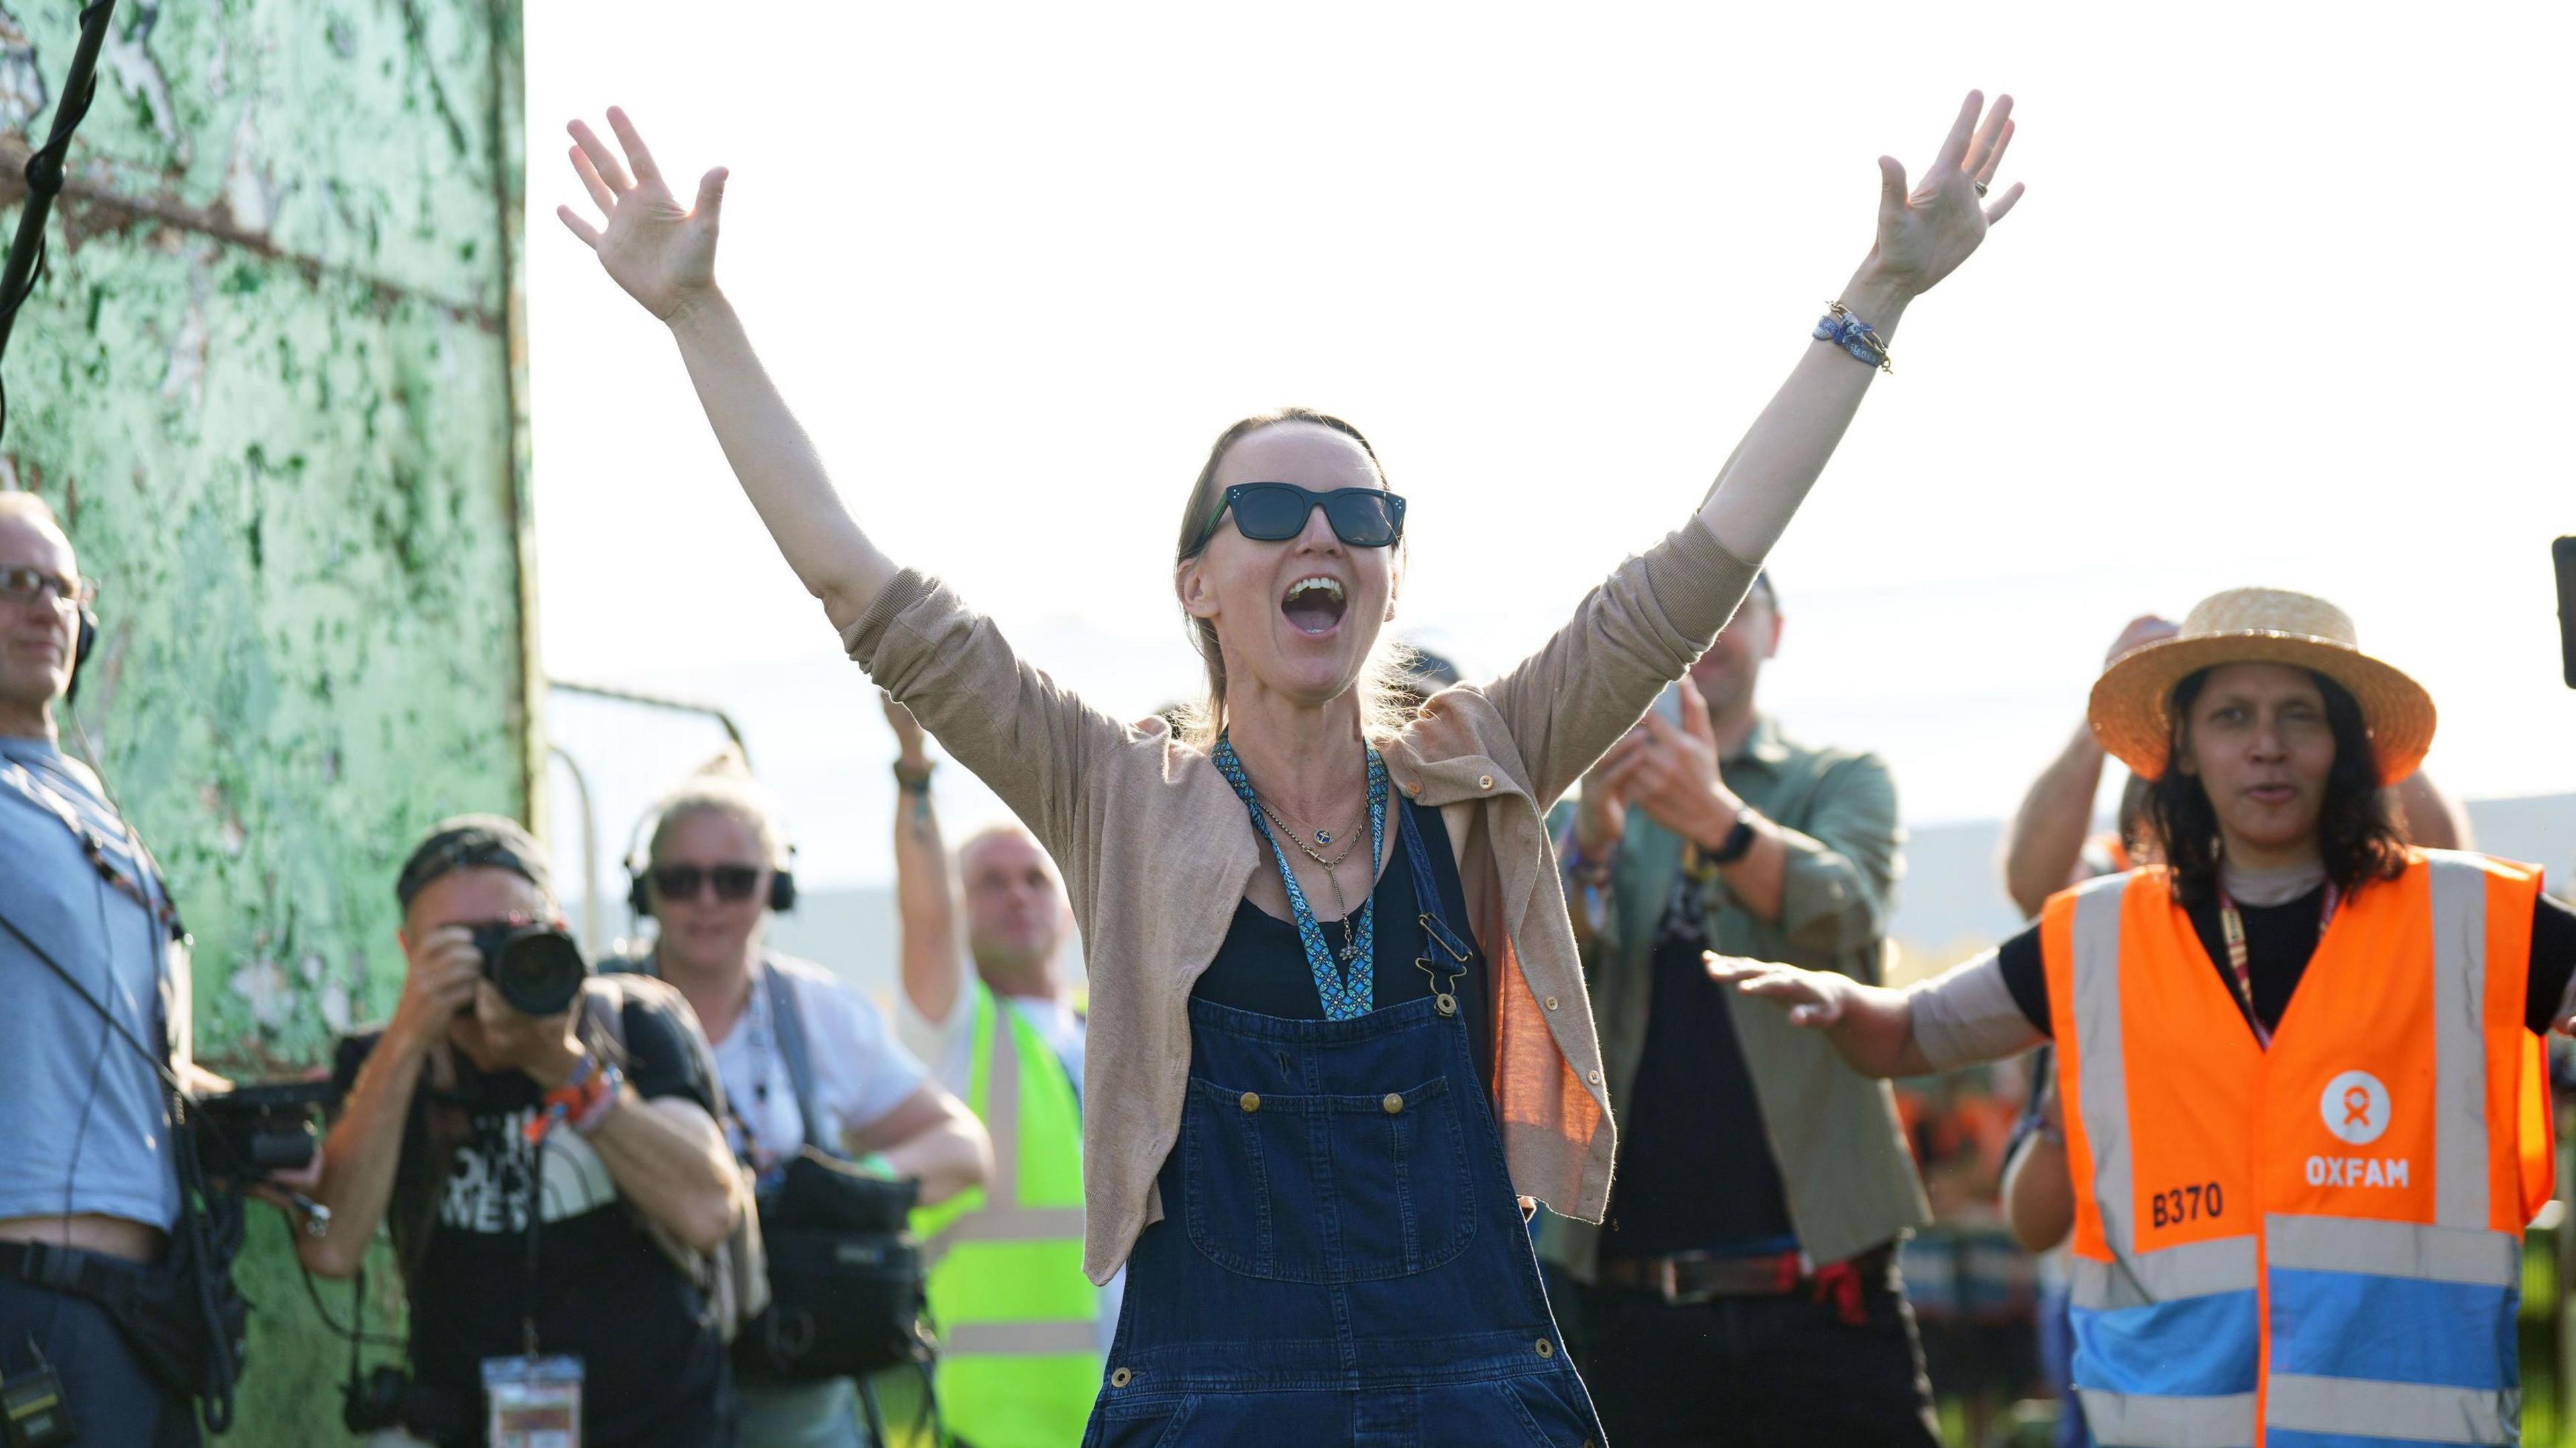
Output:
[{"xmin": 481, "ymin": 1355, "xmax": 583, "ymax": 1447}]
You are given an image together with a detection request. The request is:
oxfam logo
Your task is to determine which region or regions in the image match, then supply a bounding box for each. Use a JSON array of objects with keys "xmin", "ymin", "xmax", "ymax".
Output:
[{"xmin": 2320, "ymin": 1070, "xmax": 2392, "ymax": 1146}]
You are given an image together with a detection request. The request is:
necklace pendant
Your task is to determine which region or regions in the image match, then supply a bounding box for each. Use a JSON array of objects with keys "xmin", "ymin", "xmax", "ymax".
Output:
[
  {"xmin": 1315, "ymin": 829, "xmax": 1333, "ymax": 846},
  {"xmin": 1338, "ymin": 940, "xmax": 1360, "ymax": 963}
]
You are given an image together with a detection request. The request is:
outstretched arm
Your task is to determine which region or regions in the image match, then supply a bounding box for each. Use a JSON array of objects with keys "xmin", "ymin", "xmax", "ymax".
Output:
[
  {"xmin": 2003, "ymin": 722, "xmax": 2112, "ymax": 921},
  {"xmin": 1487, "ymin": 93, "xmax": 2027, "ymax": 801},
  {"xmin": 2003, "ymin": 616, "xmax": 2178, "ymax": 917},
  {"xmin": 557, "ymin": 109, "xmax": 896, "ymax": 631},
  {"xmin": 1705, "ymin": 953, "xmax": 1934, "ymax": 1078},
  {"xmin": 883, "ymin": 694, "xmax": 967, "ymax": 1025},
  {"xmin": 561, "ymin": 109, "xmax": 1130, "ymax": 867},
  {"xmin": 1693, "ymin": 91, "xmax": 2024, "ymax": 561}
]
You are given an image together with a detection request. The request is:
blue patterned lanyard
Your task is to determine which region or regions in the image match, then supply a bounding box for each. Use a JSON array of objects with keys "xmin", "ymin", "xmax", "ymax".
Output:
[{"xmin": 1212, "ymin": 734, "xmax": 1387, "ymax": 1021}]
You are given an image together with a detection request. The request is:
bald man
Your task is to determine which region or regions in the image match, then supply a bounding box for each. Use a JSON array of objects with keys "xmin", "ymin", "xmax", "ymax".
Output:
[{"xmin": 0, "ymin": 493, "xmax": 226, "ymax": 1443}]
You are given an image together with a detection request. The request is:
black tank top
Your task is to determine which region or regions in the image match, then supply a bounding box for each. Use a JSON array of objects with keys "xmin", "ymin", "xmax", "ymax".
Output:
[{"xmin": 1191, "ymin": 797, "xmax": 1495, "ymax": 1091}]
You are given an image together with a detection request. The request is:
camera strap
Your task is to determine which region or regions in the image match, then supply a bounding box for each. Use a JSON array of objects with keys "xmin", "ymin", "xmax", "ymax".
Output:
[
  {"xmin": 0, "ymin": 759, "xmax": 181, "ymax": 940},
  {"xmin": 521, "ymin": 1127, "xmax": 549, "ymax": 1357},
  {"xmin": 0, "ymin": 761, "xmax": 184, "ymax": 1101},
  {"xmin": 761, "ymin": 962, "xmax": 831, "ymax": 1154}
]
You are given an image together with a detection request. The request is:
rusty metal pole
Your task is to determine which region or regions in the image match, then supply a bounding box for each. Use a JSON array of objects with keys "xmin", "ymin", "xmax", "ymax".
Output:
[{"xmin": 0, "ymin": 0, "xmax": 116, "ymax": 363}]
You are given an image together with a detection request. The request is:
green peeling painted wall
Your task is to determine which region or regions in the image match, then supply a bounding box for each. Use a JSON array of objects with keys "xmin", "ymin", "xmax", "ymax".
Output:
[{"xmin": 1, "ymin": 0, "xmax": 533, "ymax": 1439}]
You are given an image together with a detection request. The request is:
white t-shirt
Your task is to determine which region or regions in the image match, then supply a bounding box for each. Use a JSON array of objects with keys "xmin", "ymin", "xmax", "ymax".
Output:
[
  {"xmin": 714, "ymin": 954, "xmax": 928, "ymax": 1170},
  {"xmin": 896, "ymin": 968, "xmax": 1119, "ymax": 1353}
]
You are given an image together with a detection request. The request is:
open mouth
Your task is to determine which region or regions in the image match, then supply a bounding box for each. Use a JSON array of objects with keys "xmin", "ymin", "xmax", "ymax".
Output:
[{"xmin": 1281, "ymin": 575, "xmax": 1347, "ymax": 636}]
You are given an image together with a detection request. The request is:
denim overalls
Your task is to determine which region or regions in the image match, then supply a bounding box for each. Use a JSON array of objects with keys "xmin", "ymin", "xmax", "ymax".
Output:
[{"xmin": 1083, "ymin": 799, "xmax": 1604, "ymax": 1447}]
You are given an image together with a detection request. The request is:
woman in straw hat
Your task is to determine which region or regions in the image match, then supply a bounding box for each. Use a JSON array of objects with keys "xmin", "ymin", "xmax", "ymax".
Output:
[{"xmin": 1714, "ymin": 585, "xmax": 2576, "ymax": 1448}]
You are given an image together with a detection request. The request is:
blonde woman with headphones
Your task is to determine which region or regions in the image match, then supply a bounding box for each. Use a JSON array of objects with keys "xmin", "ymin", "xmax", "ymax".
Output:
[{"xmin": 612, "ymin": 758, "xmax": 989, "ymax": 1448}]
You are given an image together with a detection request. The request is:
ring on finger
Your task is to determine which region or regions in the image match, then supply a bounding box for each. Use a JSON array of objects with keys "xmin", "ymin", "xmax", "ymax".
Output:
[{"xmin": 1974, "ymin": 179, "xmax": 1990, "ymax": 199}]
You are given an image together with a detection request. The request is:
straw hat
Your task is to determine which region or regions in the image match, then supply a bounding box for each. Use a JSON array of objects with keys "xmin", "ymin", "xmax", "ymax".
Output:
[{"xmin": 2086, "ymin": 588, "xmax": 2435, "ymax": 786}]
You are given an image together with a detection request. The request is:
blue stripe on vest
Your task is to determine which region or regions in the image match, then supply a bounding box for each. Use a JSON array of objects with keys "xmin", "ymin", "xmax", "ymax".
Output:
[
  {"xmin": 2267, "ymin": 1267, "xmax": 2518, "ymax": 1392},
  {"xmin": 2267, "ymin": 1422, "xmax": 2504, "ymax": 1432},
  {"xmin": 2070, "ymin": 1290, "xmax": 2260, "ymax": 1397},
  {"xmin": 2267, "ymin": 1433, "xmax": 2510, "ymax": 1448}
]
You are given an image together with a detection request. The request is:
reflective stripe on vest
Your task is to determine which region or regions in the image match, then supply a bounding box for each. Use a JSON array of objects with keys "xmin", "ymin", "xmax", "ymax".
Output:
[
  {"xmin": 912, "ymin": 983, "xmax": 1095, "ymax": 1448},
  {"xmin": 2045, "ymin": 852, "xmax": 2548, "ymax": 1448}
]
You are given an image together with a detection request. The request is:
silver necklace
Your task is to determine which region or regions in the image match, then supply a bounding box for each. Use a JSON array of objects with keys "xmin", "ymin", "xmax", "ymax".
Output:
[{"xmin": 1254, "ymin": 799, "xmax": 1365, "ymax": 961}]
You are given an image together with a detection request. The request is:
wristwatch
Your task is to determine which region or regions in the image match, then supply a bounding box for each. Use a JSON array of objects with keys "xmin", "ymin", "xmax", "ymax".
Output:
[{"xmin": 1705, "ymin": 810, "xmax": 1758, "ymax": 866}]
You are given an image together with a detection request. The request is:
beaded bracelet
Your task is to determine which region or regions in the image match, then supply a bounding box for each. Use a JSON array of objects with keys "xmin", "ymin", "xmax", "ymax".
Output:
[
  {"xmin": 570, "ymin": 1063, "xmax": 625, "ymax": 1136},
  {"xmin": 525, "ymin": 1052, "xmax": 600, "ymax": 1144},
  {"xmin": 1813, "ymin": 301, "xmax": 1892, "ymax": 374}
]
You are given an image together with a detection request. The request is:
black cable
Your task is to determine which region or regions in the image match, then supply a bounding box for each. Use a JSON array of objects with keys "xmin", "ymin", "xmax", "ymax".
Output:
[
  {"xmin": 52, "ymin": 850, "xmax": 119, "ymax": 1237},
  {"xmin": 282, "ymin": 1227, "xmax": 402, "ymax": 1353},
  {"xmin": 0, "ymin": 898, "xmax": 190, "ymax": 1109},
  {"xmin": 0, "ymin": 0, "xmax": 118, "ymax": 427},
  {"xmin": 3, "ymin": 752, "xmax": 262, "ymax": 1431}
]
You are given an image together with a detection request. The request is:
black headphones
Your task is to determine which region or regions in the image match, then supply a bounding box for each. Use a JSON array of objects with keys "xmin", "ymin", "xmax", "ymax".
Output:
[
  {"xmin": 64, "ymin": 599, "xmax": 96, "ymax": 704},
  {"xmin": 623, "ymin": 805, "xmax": 798, "ymax": 920}
]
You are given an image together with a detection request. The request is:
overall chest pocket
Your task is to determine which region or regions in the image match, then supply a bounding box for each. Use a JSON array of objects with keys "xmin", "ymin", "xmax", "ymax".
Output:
[{"xmin": 1182, "ymin": 1074, "xmax": 1477, "ymax": 1283}]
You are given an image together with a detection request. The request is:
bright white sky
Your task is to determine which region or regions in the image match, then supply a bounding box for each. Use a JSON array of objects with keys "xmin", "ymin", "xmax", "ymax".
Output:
[{"xmin": 521, "ymin": 3, "xmax": 2576, "ymax": 909}]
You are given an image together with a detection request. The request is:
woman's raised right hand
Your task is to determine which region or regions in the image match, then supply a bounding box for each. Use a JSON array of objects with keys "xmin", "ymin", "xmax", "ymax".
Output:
[{"xmin": 556, "ymin": 107, "xmax": 727, "ymax": 322}]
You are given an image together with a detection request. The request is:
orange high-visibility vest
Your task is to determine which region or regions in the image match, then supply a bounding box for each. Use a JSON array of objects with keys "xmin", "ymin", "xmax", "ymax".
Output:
[{"xmin": 2043, "ymin": 850, "xmax": 2553, "ymax": 1448}]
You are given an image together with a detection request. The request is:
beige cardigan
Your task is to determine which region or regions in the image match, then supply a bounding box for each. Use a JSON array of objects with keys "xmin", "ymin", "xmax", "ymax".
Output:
[{"xmin": 844, "ymin": 516, "xmax": 1755, "ymax": 1283}]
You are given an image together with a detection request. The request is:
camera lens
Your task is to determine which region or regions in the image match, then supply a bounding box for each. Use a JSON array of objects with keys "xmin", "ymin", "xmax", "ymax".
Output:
[{"xmin": 487, "ymin": 924, "xmax": 588, "ymax": 1017}]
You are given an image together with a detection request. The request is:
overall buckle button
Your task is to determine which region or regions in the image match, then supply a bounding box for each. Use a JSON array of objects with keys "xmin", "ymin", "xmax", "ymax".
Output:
[
  {"xmin": 1238, "ymin": 1092, "xmax": 1260, "ymax": 1113},
  {"xmin": 1109, "ymin": 1367, "xmax": 1133, "ymax": 1388},
  {"xmin": 1535, "ymin": 1338, "xmax": 1554, "ymax": 1359},
  {"xmin": 1381, "ymin": 1093, "xmax": 1404, "ymax": 1115}
]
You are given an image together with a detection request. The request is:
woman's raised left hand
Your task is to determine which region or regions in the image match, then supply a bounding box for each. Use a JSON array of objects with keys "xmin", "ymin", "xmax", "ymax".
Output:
[{"xmin": 1866, "ymin": 91, "xmax": 2024, "ymax": 300}]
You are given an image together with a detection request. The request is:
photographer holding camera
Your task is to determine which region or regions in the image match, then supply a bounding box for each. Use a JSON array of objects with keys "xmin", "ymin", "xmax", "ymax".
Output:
[
  {"xmin": 300, "ymin": 816, "xmax": 749, "ymax": 1447},
  {"xmin": 0, "ymin": 492, "xmax": 288, "ymax": 1446}
]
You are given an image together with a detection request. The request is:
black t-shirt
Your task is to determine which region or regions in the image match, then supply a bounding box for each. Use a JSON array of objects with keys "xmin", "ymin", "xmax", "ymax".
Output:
[
  {"xmin": 331, "ymin": 994, "xmax": 730, "ymax": 1448},
  {"xmin": 1994, "ymin": 885, "xmax": 2576, "ymax": 1039},
  {"xmin": 1596, "ymin": 876, "xmax": 1799, "ymax": 1260},
  {"xmin": 1192, "ymin": 798, "xmax": 1495, "ymax": 1092}
]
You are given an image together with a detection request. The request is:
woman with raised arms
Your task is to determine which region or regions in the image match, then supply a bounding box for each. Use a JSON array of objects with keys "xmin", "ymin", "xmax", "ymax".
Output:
[{"xmin": 555, "ymin": 93, "xmax": 2022, "ymax": 1447}]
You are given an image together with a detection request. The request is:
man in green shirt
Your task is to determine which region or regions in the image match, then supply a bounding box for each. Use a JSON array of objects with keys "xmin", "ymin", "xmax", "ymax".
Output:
[{"xmin": 1540, "ymin": 571, "xmax": 1937, "ymax": 1448}]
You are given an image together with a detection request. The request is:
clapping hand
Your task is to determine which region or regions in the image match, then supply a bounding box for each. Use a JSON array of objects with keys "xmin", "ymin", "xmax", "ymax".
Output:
[
  {"xmin": 1586, "ymin": 681, "xmax": 1738, "ymax": 852},
  {"xmin": 1869, "ymin": 91, "xmax": 2025, "ymax": 302},
  {"xmin": 557, "ymin": 107, "xmax": 728, "ymax": 321},
  {"xmin": 2104, "ymin": 614, "xmax": 2180, "ymax": 666},
  {"xmin": 881, "ymin": 690, "xmax": 937, "ymax": 775}
]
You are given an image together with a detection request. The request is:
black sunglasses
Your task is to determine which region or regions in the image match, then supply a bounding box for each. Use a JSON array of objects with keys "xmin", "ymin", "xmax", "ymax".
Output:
[
  {"xmin": 1187, "ymin": 483, "xmax": 1407, "ymax": 557},
  {"xmin": 651, "ymin": 863, "xmax": 763, "ymax": 903}
]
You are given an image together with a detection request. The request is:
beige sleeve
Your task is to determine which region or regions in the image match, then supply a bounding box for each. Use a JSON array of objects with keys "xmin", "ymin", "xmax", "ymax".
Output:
[
  {"xmin": 843, "ymin": 571, "xmax": 1134, "ymax": 871},
  {"xmin": 1906, "ymin": 948, "xmax": 2045, "ymax": 1072},
  {"xmin": 1480, "ymin": 515, "xmax": 1760, "ymax": 808}
]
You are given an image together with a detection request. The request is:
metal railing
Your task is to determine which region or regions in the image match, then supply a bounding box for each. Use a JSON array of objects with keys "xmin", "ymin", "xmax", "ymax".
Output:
[{"xmin": 545, "ymin": 679, "xmax": 753, "ymax": 952}]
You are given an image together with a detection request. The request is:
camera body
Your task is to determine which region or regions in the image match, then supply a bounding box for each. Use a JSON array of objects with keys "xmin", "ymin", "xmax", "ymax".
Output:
[
  {"xmin": 466, "ymin": 919, "xmax": 590, "ymax": 1018},
  {"xmin": 192, "ymin": 1080, "xmax": 337, "ymax": 1183},
  {"xmin": 341, "ymin": 1366, "xmax": 412, "ymax": 1435}
]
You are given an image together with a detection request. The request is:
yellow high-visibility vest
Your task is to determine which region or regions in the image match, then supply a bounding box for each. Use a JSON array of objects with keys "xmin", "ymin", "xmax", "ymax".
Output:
[{"xmin": 913, "ymin": 982, "xmax": 1097, "ymax": 1447}]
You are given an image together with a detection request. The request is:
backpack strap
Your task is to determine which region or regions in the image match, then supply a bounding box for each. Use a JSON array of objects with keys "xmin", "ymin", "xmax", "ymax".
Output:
[{"xmin": 763, "ymin": 959, "xmax": 832, "ymax": 1153}]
